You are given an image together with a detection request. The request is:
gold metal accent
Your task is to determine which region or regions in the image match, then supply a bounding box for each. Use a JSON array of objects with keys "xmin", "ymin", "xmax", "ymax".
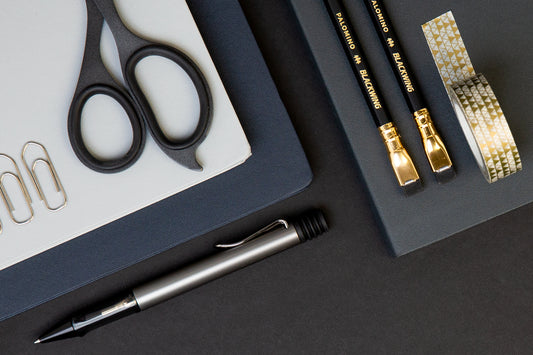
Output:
[
  {"xmin": 21, "ymin": 142, "xmax": 67, "ymax": 211},
  {"xmin": 413, "ymin": 108, "xmax": 453, "ymax": 173},
  {"xmin": 0, "ymin": 154, "xmax": 34, "ymax": 225},
  {"xmin": 378, "ymin": 122, "xmax": 420, "ymax": 187}
]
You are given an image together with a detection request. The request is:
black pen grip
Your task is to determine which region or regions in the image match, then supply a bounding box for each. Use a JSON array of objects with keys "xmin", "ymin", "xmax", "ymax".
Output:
[
  {"xmin": 324, "ymin": 0, "xmax": 391, "ymax": 127},
  {"xmin": 364, "ymin": 0, "xmax": 424, "ymax": 112}
]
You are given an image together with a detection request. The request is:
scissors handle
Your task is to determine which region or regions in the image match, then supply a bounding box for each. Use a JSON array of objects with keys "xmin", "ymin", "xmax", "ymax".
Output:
[
  {"xmin": 91, "ymin": 0, "xmax": 213, "ymax": 171},
  {"xmin": 124, "ymin": 44, "xmax": 212, "ymax": 170},
  {"xmin": 68, "ymin": 84, "xmax": 146, "ymax": 173},
  {"xmin": 68, "ymin": 0, "xmax": 146, "ymax": 173},
  {"xmin": 69, "ymin": 0, "xmax": 213, "ymax": 173}
]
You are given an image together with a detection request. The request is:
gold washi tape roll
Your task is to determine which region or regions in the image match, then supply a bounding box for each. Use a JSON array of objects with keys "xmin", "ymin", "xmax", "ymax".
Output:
[{"xmin": 422, "ymin": 11, "xmax": 521, "ymax": 183}]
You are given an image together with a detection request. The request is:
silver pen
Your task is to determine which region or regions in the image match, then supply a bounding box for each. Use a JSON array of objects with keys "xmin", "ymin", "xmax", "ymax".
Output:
[{"xmin": 35, "ymin": 210, "xmax": 328, "ymax": 343}]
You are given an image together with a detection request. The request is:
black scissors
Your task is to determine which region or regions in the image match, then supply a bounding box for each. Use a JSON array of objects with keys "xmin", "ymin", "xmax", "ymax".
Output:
[{"xmin": 68, "ymin": 0, "xmax": 212, "ymax": 173}]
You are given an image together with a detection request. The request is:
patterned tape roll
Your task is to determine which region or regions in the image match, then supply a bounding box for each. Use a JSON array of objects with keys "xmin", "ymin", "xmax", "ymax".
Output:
[{"xmin": 422, "ymin": 11, "xmax": 521, "ymax": 183}]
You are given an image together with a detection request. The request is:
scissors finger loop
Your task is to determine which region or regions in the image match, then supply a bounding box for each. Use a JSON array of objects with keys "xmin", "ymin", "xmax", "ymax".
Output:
[
  {"xmin": 125, "ymin": 44, "xmax": 212, "ymax": 150},
  {"xmin": 68, "ymin": 84, "xmax": 146, "ymax": 173}
]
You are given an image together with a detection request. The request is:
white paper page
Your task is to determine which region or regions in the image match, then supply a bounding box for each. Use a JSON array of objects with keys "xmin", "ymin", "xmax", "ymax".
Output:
[{"xmin": 0, "ymin": 0, "xmax": 251, "ymax": 270}]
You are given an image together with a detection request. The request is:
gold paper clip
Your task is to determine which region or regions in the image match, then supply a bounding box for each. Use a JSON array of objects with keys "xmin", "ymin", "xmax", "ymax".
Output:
[
  {"xmin": 0, "ymin": 154, "xmax": 34, "ymax": 225},
  {"xmin": 21, "ymin": 142, "xmax": 67, "ymax": 211}
]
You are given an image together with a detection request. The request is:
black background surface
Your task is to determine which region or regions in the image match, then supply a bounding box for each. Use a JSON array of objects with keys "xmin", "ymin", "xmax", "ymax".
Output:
[{"xmin": 2, "ymin": 0, "xmax": 533, "ymax": 353}]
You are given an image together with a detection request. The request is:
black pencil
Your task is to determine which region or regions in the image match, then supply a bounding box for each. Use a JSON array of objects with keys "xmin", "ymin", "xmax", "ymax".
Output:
[
  {"xmin": 364, "ymin": 0, "xmax": 454, "ymax": 183},
  {"xmin": 324, "ymin": 0, "xmax": 421, "ymax": 193}
]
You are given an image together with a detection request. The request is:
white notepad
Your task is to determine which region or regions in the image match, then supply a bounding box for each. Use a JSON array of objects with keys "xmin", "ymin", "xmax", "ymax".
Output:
[{"xmin": 0, "ymin": 0, "xmax": 251, "ymax": 270}]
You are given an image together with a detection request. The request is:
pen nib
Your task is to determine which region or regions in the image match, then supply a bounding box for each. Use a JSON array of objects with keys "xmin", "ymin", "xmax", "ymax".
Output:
[{"xmin": 34, "ymin": 321, "xmax": 75, "ymax": 343}]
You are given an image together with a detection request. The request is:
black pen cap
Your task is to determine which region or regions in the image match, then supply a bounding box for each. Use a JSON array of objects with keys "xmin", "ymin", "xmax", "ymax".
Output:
[{"xmin": 292, "ymin": 210, "xmax": 328, "ymax": 242}]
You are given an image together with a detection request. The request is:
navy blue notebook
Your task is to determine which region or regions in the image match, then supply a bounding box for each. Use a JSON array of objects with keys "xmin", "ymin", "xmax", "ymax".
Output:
[
  {"xmin": 0, "ymin": 0, "xmax": 312, "ymax": 321},
  {"xmin": 289, "ymin": 0, "xmax": 533, "ymax": 256}
]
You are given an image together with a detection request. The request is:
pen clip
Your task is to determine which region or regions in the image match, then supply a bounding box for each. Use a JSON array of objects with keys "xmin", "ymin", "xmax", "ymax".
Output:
[{"xmin": 215, "ymin": 219, "xmax": 289, "ymax": 249}]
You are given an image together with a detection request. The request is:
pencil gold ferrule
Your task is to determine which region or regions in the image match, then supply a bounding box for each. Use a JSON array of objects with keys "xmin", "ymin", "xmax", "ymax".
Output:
[
  {"xmin": 378, "ymin": 122, "xmax": 420, "ymax": 187},
  {"xmin": 413, "ymin": 108, "xmax": 452, "ymax": 173}
]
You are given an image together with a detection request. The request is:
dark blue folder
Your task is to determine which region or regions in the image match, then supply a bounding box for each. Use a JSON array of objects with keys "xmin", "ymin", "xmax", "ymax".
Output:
[
  {"xmin": 0, "ymin": 0, "xmax": 312, "ymax": 321},
  {"xmin": 289, "ymin": 0, "xmax": 533, "ymax": 256}
]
